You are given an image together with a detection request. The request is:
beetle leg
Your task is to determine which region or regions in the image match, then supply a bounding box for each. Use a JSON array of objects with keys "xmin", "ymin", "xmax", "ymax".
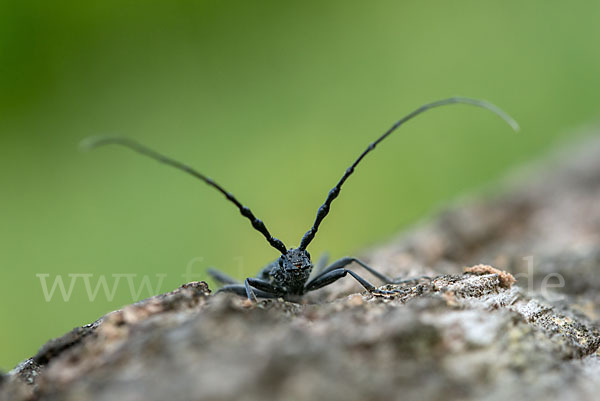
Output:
[
  {"xmin": 216, "ymin": 283, "xmax": 279, "ymax": 300},
  {"xmin": 207, "ymin": 268, "xmax": 239, "ymax": 286},
  {"xmin": 316, "ymin": 257, "xmax": 395, "ymax": 283},
  {"xmin": 304, "ymin": 268, "xmax": 376, "ymax": 293},
  {"xmin": 311, "ymin": 252, "xmax": 330, "ymax": 277}
]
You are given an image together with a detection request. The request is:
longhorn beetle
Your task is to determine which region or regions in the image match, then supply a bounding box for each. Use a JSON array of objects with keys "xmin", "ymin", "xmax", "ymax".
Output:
[{"xmin": 84, "ymin": 97, "xmax": 518, "ymax": 302}]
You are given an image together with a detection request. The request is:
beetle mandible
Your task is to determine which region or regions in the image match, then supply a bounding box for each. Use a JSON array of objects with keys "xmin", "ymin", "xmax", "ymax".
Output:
[{"xmin": 84, "ymin": 97, "xmax": 518, "ymax": 302}]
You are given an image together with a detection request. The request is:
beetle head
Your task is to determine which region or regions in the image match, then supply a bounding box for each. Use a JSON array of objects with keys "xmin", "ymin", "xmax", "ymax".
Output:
[{"xmin": 278, "ymin": 248, "xmax": 312, "ymax": 273}]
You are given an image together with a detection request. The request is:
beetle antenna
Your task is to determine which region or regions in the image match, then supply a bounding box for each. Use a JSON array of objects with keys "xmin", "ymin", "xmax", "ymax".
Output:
[
  {"xmin": 299, "ymin": 97, "xmax": 519, "ymax": 250},
  {"xmin": 81, "ymin": 137, "xmax": 288, "ymax": 254}
]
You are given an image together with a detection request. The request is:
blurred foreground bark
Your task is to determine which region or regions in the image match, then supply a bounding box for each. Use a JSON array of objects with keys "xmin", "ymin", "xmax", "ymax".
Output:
[{"xmin": 2, "ymin": 135, "xmax": 600, "ymax": 401}]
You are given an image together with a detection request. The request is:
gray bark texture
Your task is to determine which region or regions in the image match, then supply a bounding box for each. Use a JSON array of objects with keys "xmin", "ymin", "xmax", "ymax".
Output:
[{"xmin": 2, "ymin": 135, "xmax": 600, "ymax": 401}]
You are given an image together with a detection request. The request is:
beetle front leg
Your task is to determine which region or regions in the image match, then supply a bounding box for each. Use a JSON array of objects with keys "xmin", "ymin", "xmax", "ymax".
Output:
[
  {"xmin": 216, "ymin": 282, "xmax": 280, "ymax": 301},
  {"xmin": 317, "ymin": 257, "xmax": 394, "ymax": 283},
  {"xmin": 316, "ymin": 256, "xmax": 430, "ymax": 284},
  {"xmin": 244, "ymin": 278, "xmax": 282, "ymax": 302},
  {"xmin": 304, "ymin": 268, "xmax": 377, "ymax": 293}
]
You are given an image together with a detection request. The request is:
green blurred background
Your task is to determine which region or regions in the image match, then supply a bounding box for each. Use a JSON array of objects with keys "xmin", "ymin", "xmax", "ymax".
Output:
[{"xmin": 1, "ymin": 0, "xmax": 600, "ymax": 370}]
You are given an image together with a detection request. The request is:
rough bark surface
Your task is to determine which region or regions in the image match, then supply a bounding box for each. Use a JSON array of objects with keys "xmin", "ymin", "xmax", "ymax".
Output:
[{"xmin": 2, "ymin": 135, "xmax": 600, "ymax": 401}]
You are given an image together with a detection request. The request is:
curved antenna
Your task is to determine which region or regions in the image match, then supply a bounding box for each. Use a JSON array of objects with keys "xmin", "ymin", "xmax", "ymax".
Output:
[
  {"xmin": 299, "ymin": 97, "xmax": 519, "ymax": 250},
  {"xmin": 81, "ymin": 137, "xmax": 288, "ymax": 254}
]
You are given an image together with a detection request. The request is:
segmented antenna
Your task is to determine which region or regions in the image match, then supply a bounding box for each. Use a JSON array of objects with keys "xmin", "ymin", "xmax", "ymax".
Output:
[
  {"xmin": 81, "ymin": 137, "xmax": 288, "ymax": 254},
  {"xmin": 299, "ymin": 97, "xmax": 519, "ymax": 250}
]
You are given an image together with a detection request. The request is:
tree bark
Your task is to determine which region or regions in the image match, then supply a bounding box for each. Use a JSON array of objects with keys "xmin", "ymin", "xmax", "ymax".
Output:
[{"xmin": 2, "ymin": 135, "xmax": 600, "ymax": 401}]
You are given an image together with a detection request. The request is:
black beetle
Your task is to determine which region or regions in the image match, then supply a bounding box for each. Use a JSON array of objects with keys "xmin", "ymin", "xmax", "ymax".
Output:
[{"xmin": 84, "ymin": 97, "xmax": 518, "ymax": 302}]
